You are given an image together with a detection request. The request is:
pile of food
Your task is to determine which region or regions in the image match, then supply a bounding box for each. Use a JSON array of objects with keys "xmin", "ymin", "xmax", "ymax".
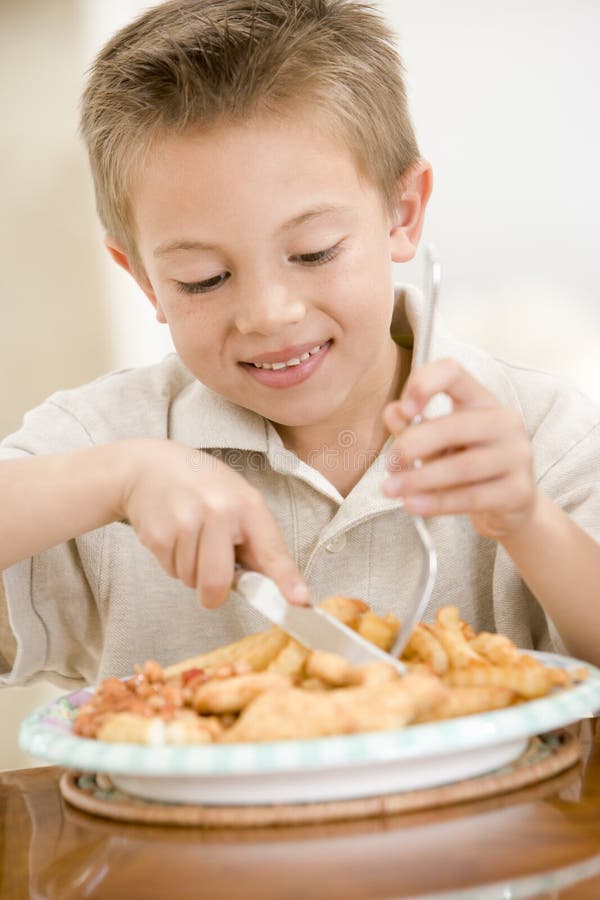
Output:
[{"xmin": 73, "ymin": 598, "xmax": 587, "ymax": 745}]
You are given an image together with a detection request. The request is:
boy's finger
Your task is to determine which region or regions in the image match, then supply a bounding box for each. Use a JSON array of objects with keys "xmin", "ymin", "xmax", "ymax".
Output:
[
  {"xmin": 241, "ymin": 513, "xmax": 310, "ymax": 607},
  {"xmin": 173, "ymin": 523, "xmax": 201, "ymax": 589},
  {"xmin": 399, "ymin": 475, "xmax": 528, "ymax": 519},
  {"xmin": 382, "ymin": 443, "xmax": 511, "ymax": 498},
  {"xmin": 395, "ymin": 358, "xmax": 498, "ymax": 421},
  {"xmin": 383, "ymin": 402, "xmax": 411, "ymax": 435},
  {"xmin": 387, "ymin": 406, "xmax": 525, "ymax": 466},
  {"xmin": 196, "ymin": 520, "xmax": 237, "ymax": 609}
]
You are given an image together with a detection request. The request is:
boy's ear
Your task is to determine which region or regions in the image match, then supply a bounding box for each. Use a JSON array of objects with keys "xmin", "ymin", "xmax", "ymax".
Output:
[
  {"xmin": 389, "ymin": 159, "xmax": 433, "ymax": 263},
  {"xmin": 104, "ymin": 236, "xmax": 167, "ymax": 323}
]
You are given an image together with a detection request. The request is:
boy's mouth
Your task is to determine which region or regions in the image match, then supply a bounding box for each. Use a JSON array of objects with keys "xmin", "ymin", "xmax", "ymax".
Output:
[{"xmin": 239, "ymin": 340, "xmax": 332, "ymax": 388}]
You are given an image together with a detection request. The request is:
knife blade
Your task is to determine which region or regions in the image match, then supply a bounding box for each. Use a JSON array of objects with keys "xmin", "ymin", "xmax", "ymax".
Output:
[{"xmin": 236, "ymin": 570, "xmax": 406, "ymax": 674}]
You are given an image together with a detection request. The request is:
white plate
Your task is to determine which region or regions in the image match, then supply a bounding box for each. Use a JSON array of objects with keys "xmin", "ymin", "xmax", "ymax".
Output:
[{"xmin": 19, "ymin": 651, "xmax": 600, "ymax": 805}]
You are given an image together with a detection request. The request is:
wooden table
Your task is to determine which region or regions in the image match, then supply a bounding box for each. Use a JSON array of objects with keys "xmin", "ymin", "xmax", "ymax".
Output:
[{"xmin": 1, "ymin": 718, "xmax": 599, "ymax": 900}]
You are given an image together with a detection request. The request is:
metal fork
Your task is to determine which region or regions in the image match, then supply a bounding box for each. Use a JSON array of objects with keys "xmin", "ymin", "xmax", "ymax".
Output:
[{"xmin": 389, "ymin": 244, "xmax": 441, "ymax": 659}]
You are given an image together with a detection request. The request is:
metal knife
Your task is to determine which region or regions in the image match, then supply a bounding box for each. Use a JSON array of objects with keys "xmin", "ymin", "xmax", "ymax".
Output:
[{"xmin": 236, "ymin": 570, "xmax": 406, "ymax": 675}]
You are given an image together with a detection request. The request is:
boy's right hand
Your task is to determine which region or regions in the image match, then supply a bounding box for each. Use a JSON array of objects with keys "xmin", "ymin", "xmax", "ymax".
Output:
[{"xmin": 118, "ymin": 439, "xmax": 309, "ymax": 609}]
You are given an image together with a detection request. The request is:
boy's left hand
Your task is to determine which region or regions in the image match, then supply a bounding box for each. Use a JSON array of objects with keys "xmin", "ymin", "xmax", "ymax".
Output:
[{"xmin": 382, "ymin": 358, "xmax": 539, "ymax": 540}]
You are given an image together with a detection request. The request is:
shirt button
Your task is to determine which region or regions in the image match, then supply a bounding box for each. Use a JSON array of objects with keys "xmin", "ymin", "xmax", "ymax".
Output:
[{"xmin": 325, "ymin": 533, "xmax": 347, "ymax": 553}]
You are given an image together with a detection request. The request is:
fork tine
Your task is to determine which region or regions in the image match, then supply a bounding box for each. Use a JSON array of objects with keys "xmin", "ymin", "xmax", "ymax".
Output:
[
  {"xmin": 390, "ymin": 244, "xmax": 440, "ymax": 659},
  {"xmin": 390, "ymin": 516, "xmax": 438, "ymax": 657}
]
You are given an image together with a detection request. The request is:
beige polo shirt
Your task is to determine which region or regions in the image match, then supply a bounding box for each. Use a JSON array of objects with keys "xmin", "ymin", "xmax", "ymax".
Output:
[{"xmin": 2, "ymin": 286, "xmax": 599, "ymax": 688}]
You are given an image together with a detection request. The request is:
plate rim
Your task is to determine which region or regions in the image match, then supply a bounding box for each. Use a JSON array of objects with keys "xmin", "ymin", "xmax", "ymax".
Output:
[{"xmin": 18, "ymin": 651, "xmax": 600, "ymax": 778}]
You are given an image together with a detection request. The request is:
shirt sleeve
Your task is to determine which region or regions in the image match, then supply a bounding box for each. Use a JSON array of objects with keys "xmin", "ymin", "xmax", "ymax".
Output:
[
  {"xmin": 482, "ymin": 381, "xmax": 600, "ymax": 658},
  {"xmin": 529, "ymin": 393, "xmax": 600, "ymax": 654},
  {"xmin": 521, "ymin": 373, "xmax": 600, "ymax": 535},
  {"xmin": 0, "ymin": 399, "xmax": 105, "ymax": 688}
]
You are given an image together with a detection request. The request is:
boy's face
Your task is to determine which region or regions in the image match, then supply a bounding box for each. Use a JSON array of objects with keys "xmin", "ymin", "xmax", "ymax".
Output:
[{"xmin": 115, "ymin": 112, "xmax": 427, "ymax": 430}]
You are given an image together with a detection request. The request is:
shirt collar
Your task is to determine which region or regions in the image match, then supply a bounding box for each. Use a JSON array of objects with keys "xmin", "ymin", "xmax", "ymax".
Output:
[{"xmin": 169, "ymin": 381, "xmax": 270, "ymax": 452}]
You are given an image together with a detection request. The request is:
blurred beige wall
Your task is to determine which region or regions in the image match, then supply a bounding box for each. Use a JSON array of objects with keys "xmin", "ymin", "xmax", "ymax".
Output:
[
  {"xmin": 0, "ymin": 0, "xmax": 111, "ymax": 769},
  {"xmin": 0, "ymin": 0, "xmax": 110, "ymax": 439}
]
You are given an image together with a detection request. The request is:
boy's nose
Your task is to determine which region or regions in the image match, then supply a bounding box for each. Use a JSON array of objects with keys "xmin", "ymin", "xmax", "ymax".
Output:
[{"xmin": 234, "ymin": 282, "xmax": 306, "ymax": 335}]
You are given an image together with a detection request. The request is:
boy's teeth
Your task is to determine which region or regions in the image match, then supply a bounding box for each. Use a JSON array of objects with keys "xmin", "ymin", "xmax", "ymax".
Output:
[{"xmin": 251, "ymin": 344, "xmax": 323, "ymax": 370}]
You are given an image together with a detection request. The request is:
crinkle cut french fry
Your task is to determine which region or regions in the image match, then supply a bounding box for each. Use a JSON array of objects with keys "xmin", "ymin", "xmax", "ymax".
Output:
[
  {"xmin": 414, "ymin": 686, "xmax": 516, "ymax": 723},
  {"xmin": 191, "ymin": 672, "xmax": 292, "ymax": 714},
  {"xmin": 469, "ymin": 631, "xmax": 520, "ymax": 666},
  {"xmin": 515, "ymin": 658, "xmax": 584, "ymax": 688},
  {"xmin": 163, "ymin": 627, "xmax": 288, "ymax": 678},
  {"xmin": 444, "ymin": 663, "xmax": 554, "ymax": 699},
  {"xmin": 461, "ymin": 622, "xmax": 477, "ymax": 641},
  {"xmin": 557, "ymin": 665, "xmax": 588, "ymax": 686},
  {"xmin": 433, "ymin": 606, "xmax": 486, "ymax": 668},
  {"xmin": 401, "ymin": 623, "xmax": 449, "ymax": 675},
  {"xmin": 223, "ymin": 670, "xmax": 448, "ymax": 743}
]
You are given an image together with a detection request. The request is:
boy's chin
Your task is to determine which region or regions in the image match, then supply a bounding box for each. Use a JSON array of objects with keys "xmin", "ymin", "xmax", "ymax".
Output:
[
  {"xmin": 261, "ymin": 408, "xmax": 324, "ymax": 428},
  {"xmin": 250, "ymin": 403, "xmax": 334, "ymax": 431}
]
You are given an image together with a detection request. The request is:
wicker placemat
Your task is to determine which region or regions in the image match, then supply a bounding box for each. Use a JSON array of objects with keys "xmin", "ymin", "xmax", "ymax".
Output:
[{"xmin": 59, "ymin": 729, "xmax": 580, "ymax": 829}]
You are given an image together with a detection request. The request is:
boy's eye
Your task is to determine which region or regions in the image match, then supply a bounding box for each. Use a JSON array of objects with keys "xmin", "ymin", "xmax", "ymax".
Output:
[
  {"xmin": 174, "ymin": 243, "xmax": 342, "ymax": 295},
  {"xmin": 175, "ymin": 272, "xmax": 230, "ymax": 295},
  {"xmin": 292, "ymin": 243, "xmax": 341, "ymax": 266}
]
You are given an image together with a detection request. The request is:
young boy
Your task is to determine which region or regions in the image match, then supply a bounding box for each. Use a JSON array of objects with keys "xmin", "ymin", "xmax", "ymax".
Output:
[{"xmin": 1, "ymin": 0, "xmax": 599, "ymax": 689}]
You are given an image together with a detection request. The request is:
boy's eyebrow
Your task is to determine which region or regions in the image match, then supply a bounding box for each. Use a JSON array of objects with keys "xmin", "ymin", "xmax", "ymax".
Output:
[
  {"xmin": 153, "ymin": 205, "xmax": 351, "ymax": 258},
  {"xmin": 154, "ymin": 238, "xmax": 219, "ymax": 258},
  {"xmin": 279, "ymin": 203, "xmax": 352, "ymax": 232}
]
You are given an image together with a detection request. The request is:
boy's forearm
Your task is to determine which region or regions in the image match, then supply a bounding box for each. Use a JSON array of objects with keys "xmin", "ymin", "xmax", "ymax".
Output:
[
  {"xmin": 500, "ymin": 490, "xmax": 600, "ymax": 665},
  {"xmin": 0, "ymin": 444, "xmax": 130, "ymax": 571}
]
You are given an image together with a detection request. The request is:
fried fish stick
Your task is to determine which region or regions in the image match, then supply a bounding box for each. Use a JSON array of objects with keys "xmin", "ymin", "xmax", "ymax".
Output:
[
  {"xmin": 319, "ymin": 595, "xmax": 369, "ymax": 627},
  {"xmin": 356, "ymin": 611, "xmax": 400, "ymax": 651},
  {"xmin": 306, "ymin": 653, "xmax": 398, "ymax": 689},
  {"xmin": 354, "ymin": 660, "xmax": 400, "ymax": 687},
  {"xmin": 305, "ymin": 650, "xmax": 362, "ymax": 687},
  {"xmin": 97, "ymin": 711, "xmax": 220, "ymax": 744},
  {"xmin": 267, "ymin": 638, "xmax": 311, "ymax": 678},
  {"xmin": 163, "ymin": 627, "xmax": 288, "ymax": 678},
  {"xmin": 192, "ymin": 672, "xmax": 292, "ymax": 714},
  {"xmin": 222, "ymin": 670, "xmax": 447, "ymax": 742}
]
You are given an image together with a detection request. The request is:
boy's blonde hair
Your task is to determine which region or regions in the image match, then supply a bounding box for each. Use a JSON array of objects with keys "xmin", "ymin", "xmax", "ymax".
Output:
[{"xmin": 81, "ymin": 0, "xmax": 420, "ymax": 268}]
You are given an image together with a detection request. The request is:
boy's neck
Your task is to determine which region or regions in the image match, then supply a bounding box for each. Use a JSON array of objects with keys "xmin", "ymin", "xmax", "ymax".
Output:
[{"xmin": 274, "ymin": 343, "xmax": 411, "ymax": 497}]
